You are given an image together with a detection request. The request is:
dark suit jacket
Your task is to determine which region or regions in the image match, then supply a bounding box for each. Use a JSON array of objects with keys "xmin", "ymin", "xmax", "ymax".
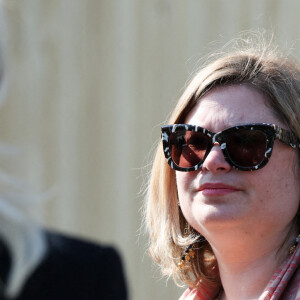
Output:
[{"xmin": 0, "ymin": 231, "xmax": 128, "ymax": 300}]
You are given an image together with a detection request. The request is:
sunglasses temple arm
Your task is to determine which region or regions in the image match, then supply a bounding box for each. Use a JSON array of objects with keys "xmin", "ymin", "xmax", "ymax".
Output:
[{"xmin": 277, "ymin": 128, "xmax": 300, "ymax": 149}]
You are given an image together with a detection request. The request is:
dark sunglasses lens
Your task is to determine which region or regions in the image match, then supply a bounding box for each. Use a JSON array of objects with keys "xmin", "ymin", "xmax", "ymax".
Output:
[
  {"xmin": 169, "ymin": 131, "xmax": 210, "ymax": 168},
  {"xmin": 226, "ymin": 129, "xmax": 267, "ymax": 167}
]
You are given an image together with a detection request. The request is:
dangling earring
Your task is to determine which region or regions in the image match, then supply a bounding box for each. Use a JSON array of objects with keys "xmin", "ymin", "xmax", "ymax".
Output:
[
  {"xmin": 289, "ymin": 234, "xmax": 300, "ymax": 254},
  {"xmin": 184, "ymin": 222, "xmax": 190, "ymax": 236},
  {"xmin": 178, "ymin": 244, "xmax": 196, "ymax": 269},
  {"xmin": 178, "ymin": 223, "xmax": 196, "ymax": 269}
]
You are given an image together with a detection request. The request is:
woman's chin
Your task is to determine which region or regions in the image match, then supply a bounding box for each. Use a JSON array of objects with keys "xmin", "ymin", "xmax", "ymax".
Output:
[{"xmin": 192, "ymin": 205, "xmax": 249, "ymax": 231}]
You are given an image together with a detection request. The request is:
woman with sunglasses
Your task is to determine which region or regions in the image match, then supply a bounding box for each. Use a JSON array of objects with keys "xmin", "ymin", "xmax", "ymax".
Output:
[{"xmin": 145, "ymin": 38, "xmax": 300, "ymax": 300}]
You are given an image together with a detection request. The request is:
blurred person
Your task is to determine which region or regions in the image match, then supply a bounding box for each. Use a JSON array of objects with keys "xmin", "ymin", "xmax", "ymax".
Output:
[
  {"xmin": 0, "ymin": 204, "xmax": 128, "ymax": 300},
  {"xmin": 145, "ymin": 35, "xmax": 300, "ymax": 299},
  {"xmin": 0, "ymin": 10, "xmax": 128, "ymax": 300}
]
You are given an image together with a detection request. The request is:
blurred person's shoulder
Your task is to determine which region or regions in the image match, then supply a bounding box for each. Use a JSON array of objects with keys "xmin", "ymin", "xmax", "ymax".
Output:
[{"xmin": 17, "ymin": 229, "xmax": 128, "ymax": 300}]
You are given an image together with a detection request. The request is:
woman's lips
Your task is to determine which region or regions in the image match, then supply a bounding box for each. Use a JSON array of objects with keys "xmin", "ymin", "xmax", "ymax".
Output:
[{"xmin": 198, "ymin": 183, "xmax": 240, "ymax": 196}]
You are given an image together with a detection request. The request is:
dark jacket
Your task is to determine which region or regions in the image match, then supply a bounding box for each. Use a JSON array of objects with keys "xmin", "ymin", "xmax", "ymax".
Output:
[{"xmin": 0, "ymin": 231, "xmax": 128, "ymax": 300}]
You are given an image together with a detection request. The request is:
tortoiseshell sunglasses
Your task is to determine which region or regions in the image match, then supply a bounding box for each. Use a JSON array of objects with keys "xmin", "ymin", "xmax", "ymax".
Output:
[{"xmin": 161, "ymin": 123, "xmax": 300, "ymax": 172}]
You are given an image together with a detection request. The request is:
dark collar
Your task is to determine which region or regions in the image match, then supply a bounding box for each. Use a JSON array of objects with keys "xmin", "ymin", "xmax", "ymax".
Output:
[{"xmin": 0, "ymin": 238, "xmax": 11, "ymax": 286}]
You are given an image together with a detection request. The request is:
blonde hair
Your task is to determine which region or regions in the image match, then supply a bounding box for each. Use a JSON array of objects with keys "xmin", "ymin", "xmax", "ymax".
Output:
[{"xmin": 145, "ymin": 36, "xmax": 300, "ymax": 290}]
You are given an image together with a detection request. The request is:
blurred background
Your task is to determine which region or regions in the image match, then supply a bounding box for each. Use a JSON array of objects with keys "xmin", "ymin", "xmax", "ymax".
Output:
[{"xmin": 0, "ymin": 0, "xmax": 300, "ymax": 299}]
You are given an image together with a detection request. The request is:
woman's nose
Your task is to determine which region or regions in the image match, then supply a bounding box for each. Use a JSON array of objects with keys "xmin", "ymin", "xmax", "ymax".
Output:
[{"xmin": 201, "ymin": 143, "xmax": 232, "ymax": 173}]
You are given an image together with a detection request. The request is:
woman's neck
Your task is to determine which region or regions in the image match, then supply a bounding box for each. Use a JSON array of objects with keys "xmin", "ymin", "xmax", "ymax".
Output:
[
  {"xmin": 217, "ymin": 249, "xmax": 279, "ymax": 300},
  {"xmin": 207, "ymin": 228, "xmax": 295, "ymax": 300}
]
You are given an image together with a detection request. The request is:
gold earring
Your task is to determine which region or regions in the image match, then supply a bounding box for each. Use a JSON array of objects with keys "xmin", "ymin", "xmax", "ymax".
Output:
[
  {"xmin": 178, "ymin": 244, "xmax": 196, "ymax": 269},
  {"xmin": 184, "ymin": 222, "xmax": 191, "ymax": 236},
  {"xmin": 178, "ymin": 223, "xmax": 196, "ymax": 269},
  {"xmin": 290, "ymin": 234, "xmax": 300, "ymax": 254}
]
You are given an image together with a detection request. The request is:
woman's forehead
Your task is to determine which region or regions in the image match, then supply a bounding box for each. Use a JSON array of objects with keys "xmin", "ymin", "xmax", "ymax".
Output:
[{"xmin": 185, "ymin": 85, "xmax": 283, "ymax": 130}]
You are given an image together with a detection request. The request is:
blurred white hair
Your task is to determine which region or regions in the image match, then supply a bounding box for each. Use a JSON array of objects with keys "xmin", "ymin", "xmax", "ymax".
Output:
[{"xmin": 0, "ymin": 5, "xmax": 46, "ymax": 298}]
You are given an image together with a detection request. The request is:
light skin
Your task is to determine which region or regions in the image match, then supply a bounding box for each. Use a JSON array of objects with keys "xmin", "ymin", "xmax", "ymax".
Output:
[{"xmin": 176, "ymin": 84, "xmax": 300, "ymax": 300}]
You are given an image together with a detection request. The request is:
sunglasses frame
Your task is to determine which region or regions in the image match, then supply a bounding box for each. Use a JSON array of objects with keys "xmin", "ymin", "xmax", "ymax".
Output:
[{"xmin": 161, "ymin": 123, "xmax": 300, "ymax": 172}]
